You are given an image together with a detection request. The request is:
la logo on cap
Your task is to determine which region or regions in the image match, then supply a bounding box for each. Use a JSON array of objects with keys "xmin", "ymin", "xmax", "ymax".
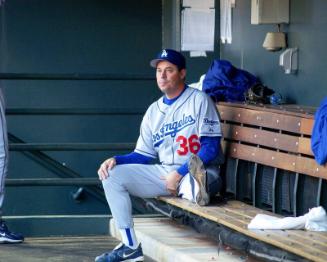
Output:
[{"xmin": 161, "ymin": 50, "xmax": 168, "ymax": 58}]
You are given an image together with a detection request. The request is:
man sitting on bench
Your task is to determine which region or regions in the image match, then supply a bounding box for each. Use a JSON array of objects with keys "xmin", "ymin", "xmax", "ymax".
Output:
[{"xmin": 95, "ymin": 49, "xmax": 223, "ymax": 262}]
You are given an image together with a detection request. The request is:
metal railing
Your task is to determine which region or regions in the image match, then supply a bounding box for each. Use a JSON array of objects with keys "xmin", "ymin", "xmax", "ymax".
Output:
[
  {"xmin": 5, "ymin": 177, "xmax": 100, "ymax": 186},
  {"xmin": 0, "ymin": 73, "xmax": 155, "ymax": 81},
  {"xmin": 6, "ymin": 108, "xmax": 145, "ymax": 115},
  {"xmin": 10, "ymin": 143, "xmax": 135, "ymax": 151}
]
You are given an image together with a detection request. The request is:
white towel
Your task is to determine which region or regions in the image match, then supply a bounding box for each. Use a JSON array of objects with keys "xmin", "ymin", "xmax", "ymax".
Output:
[
  {"xmin": 248, "ymin": 206, "xmax": 327, "ymax": 231},
  {"xmin": 305, "ymin": 206, "xmax": 327, "ymax": 231},
  {"xmin": 188, "ymin": 74, "xmax": 206, "ymax": 91},
  {"xmin": 220, "ymin": 0, "xmax": 232, "ymax": 44},
  {"xmin": 181, "ymin": 8, "xmax": 215, "ymax": 51}
]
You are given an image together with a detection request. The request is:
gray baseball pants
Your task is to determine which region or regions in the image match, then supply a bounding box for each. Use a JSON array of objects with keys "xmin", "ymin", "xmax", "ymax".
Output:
[
  {"xmin": 102, "ymin": 163, "xmax": 196, "ymax": 229},
  {"xmin": 0, "ymin": 88, "xmax": 8, "ymax": 217}
]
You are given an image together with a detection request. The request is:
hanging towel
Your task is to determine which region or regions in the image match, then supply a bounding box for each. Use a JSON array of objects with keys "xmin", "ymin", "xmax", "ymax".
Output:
[
  {"xmin": 311, "ymin": 97, "xmax": 327, "ymax": 165},
  {"xmin": 181, "ymin": 8, "xmax": 215, "ymax": 51},
  {"xmin": 248, "ymin": 206, "xmax": 327, "ymax": 231},
  {"xmin": 220, "ymin": 0, "xmax": 232, "ymax": 44}
]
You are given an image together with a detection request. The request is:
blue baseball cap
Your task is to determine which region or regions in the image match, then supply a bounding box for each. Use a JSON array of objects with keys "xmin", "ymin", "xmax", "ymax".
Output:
[{"xmin": 150, "ymin": 49, "xmax": 186, "ymax": 70}]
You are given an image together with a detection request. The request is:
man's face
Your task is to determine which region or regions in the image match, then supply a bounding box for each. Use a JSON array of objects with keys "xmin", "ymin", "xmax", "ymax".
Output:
[{"xmin": 156, "ymin": 61, "xmax": 186, "ymax": 98}]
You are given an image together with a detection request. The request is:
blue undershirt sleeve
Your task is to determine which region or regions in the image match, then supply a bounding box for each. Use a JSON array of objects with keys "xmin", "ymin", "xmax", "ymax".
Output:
[
  {"xmin": 114, "ymin": 152, "xmax": 153, "ymax": 165},
  {"xmin": 177, "ymin": 136, "xmax": 221, "ymax": 176}
]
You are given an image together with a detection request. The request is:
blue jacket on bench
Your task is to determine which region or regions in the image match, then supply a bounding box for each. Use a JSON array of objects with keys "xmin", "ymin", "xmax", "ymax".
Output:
[{"xmin": 312, "ymin": 97, "xmax": 327, "ymax": 165}]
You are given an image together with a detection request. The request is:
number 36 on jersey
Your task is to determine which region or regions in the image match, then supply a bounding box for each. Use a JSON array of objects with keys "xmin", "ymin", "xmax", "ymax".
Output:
[{"xmin": 176, "ymin": 134, "xmax": 200, "ymax": 155}]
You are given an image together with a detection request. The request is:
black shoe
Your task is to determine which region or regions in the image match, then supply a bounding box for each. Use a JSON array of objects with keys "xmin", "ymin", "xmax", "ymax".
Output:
[
  {"xmin": 0, "ymin": 221, "xmax": 24, "ymax": 243},
  {"xmin": 95, "ymin": 242, "xmax": 144, "ymax": 262}
]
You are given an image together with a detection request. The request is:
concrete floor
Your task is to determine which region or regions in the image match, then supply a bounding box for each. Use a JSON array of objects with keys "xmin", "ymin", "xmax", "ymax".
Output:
[{"xmin": 0, "ymin": 236, "xmax": 155, "ymax": 262}]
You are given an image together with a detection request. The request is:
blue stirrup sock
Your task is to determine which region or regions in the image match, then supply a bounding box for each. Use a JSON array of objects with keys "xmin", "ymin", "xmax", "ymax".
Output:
[{"xmin": 119, "ymin": 228, "xmax": 139, "ymax": 249}]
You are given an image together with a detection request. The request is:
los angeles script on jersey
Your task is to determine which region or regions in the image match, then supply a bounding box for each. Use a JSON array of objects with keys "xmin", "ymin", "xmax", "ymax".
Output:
[{"xmin": 153, "ymin": 114, "xmax": 196, "ymax": 146}]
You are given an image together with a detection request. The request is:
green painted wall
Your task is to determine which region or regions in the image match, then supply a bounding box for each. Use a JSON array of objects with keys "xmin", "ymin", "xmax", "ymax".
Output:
[
  {"xmin": 0, "ymin": 0, "xmax": 161, "ymax": 74},
  {"xmin": 0, "ymin": 0, "xmax": 221, "ymax": 218},
  {"xmin": 1, "ymin": 0, "xmax": 163, "ymax": 216},
  {"xmin": 220, "ymin": 0, "xmax": 327, "ymax": 106}
]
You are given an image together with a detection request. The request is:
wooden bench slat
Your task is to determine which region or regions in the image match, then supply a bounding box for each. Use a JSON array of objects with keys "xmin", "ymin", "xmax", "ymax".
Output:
[
  {"xmin": 218, "ymin": 104, "xmax": 313, "ymax": 135},
  {"xmin": 222, "ymin": 123, "xmax": 313, "ymax": 156},
  {"xmin": 218, "ymin": 102, "xmax": 316, "ymax": 118},
  {"xmin": 301, "ymin": 117, "xmax": 315, "ymax": 135},
  {"xmin": 252, "ymin": 229, "xmax": 327, "ymax": 262},
  {"xmin": 288, "ymin": 230, "xmax": 327, "ymax": 245},
  {"xmin": 159, "ymin": 197, "xmax": 250, "ymax": 228},
  {"xmin": 265, "ymin": 229, "xmax": 327, "ymax": 259},
  {"xmin": 225, "ymin": 142, "xmax": 327, "ymax": 179},
  {"xmin": 222, "ymin": 202, "xmax": 282, "ymax": 219},
  {"xmin": 159, "ymin": 197, "xmax": 250, "ymax": 229},
  {"xmin": 225, "ymin": 142, "xmax": 297, "ymax": 172},
  {"xmin": 299, "ymin": 136, "xmax": 313, "ymax": 155}
]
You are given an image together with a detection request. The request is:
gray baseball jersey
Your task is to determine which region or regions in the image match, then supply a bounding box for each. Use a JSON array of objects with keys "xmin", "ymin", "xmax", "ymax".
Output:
[{"xmin": 135, "ymin": 86, "xmax": 222, "ymax": 166}]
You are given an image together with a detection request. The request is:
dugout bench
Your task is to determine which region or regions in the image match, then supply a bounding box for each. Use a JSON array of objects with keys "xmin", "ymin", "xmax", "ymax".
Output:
[{"xmin": 158, "ymin": 102, "xmax": 327, "ymax": 262}]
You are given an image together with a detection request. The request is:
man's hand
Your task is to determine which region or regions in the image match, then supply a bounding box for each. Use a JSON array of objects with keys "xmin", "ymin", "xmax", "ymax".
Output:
[
  {"xmin": 161, "ymin": 170, "xmax": 182, "ymax": 196},
  {"xmin": 98, "ymin": 158, "xmax": 116, "ymax": 180}
]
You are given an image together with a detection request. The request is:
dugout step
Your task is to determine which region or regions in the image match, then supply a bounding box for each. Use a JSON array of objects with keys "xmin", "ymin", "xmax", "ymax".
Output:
[
  {"xmin": 3, "ymin": 214, "xmax": 111, "ymax": 237},
  {"xmin": 109, "ymin": 217, "xmax": 256, "ymax": 262}
]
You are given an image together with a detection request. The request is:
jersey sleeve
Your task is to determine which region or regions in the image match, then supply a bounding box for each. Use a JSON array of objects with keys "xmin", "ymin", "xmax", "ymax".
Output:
[
  {"xmin": 115, "ymin": 152, "xmax": 152, "ymax": 165},
  {"xmin": 134, "ymin": 109, "xmax": 157, "ymax": 158},
  {"xmin": 198, "ymin": 94, "xmax": 222, "ymax": 137}
]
